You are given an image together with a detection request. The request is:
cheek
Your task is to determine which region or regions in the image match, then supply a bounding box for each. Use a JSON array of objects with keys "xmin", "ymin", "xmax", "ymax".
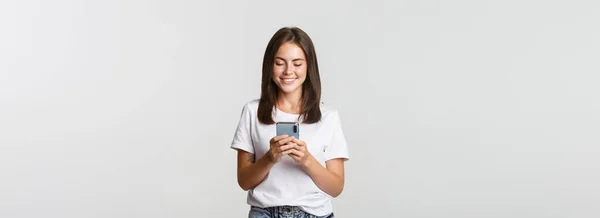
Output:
[
  {"xmin": 298, "ymin": 67, "xmax": 308, "ymax": 79},
  {"xmin": 272, "ymin": 66, "xmax": 284, "ymax": 76}
]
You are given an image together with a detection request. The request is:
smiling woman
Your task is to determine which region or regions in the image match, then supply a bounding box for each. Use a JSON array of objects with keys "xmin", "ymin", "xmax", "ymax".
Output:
[
  {"xmin": 257, "ymin": 27, "xmax": 323, "ymax": 125},
  {"xmin": 230, "ymin": 27, "xmax": 350, "ymax": 218},
  {"xmin": 273, "ymin": 42, "xmax": 307, "ymax": 92}
]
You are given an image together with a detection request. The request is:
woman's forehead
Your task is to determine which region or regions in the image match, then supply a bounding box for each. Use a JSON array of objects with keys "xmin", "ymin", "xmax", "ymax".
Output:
[{"xmin": 275, "ymin": 43, "xmax": 305, "ymax": 59}]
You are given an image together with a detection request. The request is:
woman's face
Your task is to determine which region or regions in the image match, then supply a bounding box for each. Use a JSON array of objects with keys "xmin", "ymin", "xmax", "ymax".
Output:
[{"xmin": 272, "ymin": 42, "xmax": 307, "ymax": 94}]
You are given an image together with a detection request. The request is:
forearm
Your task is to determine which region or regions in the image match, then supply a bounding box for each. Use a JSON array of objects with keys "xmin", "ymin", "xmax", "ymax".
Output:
[
  {"xmin": 303, "ymin": 156, "xmax": 344, "ymax": 197},
  {"xmin": 238, "ymin": 155, "xmax": 275, "ymax": 191}
]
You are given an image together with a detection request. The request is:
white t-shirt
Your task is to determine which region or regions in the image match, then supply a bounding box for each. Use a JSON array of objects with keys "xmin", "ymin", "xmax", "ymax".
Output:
[{"xmin": 230, "ymin": 99, "xmax": 350, "ymax": 216}]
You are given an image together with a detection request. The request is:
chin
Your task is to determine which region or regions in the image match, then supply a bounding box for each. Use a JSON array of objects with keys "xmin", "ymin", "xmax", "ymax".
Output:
[{"xmin": 278, "ymin": 85, "xmax": 301, "ymax": 93}]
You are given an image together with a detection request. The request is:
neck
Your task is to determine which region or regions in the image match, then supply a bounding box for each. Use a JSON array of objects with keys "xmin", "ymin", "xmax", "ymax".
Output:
[{"xmin": 276, "ymin": 88, "xmax": 303, "ymax": 114}]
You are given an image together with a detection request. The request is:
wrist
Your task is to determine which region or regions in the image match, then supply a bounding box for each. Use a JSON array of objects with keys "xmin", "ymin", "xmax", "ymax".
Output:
[
  {"xmin": 260, "ymin": 153, "xmax": 276, "ymax": 166},
  {"xmin": 302, "ymin": 154, "xmax": 317, "ymax": 170}
]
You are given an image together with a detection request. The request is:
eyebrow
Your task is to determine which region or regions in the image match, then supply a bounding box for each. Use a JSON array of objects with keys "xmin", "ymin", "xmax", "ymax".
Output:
[{"xmin": 275, "ymin": 57, "xmax": 305, "ymax": 62}]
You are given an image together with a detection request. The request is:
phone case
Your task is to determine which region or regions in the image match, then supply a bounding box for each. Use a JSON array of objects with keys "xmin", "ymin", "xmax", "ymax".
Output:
[{"xmin": 276, "ymin": 122, "xmax": 300, "ymax": 139}]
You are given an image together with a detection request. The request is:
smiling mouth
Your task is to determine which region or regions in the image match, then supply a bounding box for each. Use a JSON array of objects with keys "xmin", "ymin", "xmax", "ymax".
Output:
[{"xmin": 281, "ymin": 78, "xmax": 296, "ymax": 84}]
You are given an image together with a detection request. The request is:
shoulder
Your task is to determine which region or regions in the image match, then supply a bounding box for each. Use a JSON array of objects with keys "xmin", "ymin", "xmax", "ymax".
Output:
[
  {"xmin": 240, "ymin": 99, "xmax": 260, "ymax": 111},
  {"xmin": 319, "ymin": 102, "xmax": 342, "ymax": 123},
  {"xmin": 236, "ymin": 99, "xmax": 260, "ymax": 119}
]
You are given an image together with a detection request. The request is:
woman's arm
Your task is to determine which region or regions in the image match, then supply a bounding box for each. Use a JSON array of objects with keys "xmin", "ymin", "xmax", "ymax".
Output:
[
  {"xmin": 236, "ymin": 150, "xmax": 275, "ymax": 191},
  {"xmin": 236, "ymin": 135, "xmax": 297, "ymax": 191},
  {"xmin": 288, "ymin": 139, "xmax": 346, "ymax": 197},
  {"xmin": 304, "ymin": 157, "xmax": 345, "ymax": 197}
]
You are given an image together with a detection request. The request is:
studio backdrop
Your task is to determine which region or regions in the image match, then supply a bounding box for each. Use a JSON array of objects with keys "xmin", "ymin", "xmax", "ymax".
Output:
[{"xmin": 1, "ymin": 0, "xmax": 599, "ymax": 217}]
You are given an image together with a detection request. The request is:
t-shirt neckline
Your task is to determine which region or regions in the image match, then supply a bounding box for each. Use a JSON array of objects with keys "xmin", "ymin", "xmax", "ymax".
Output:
[{"xmin": 274, "ymin": 107, "xmax": 300, "ymax": 116}]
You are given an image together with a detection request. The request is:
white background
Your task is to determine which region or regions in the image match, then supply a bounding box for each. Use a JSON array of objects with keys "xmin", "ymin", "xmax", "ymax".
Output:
[{"xmin": 1, "ymin": 0, "xmax": 599, "ymax": 217}]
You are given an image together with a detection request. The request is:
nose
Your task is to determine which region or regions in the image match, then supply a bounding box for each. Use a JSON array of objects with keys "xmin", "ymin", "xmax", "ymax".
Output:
[{"xmin": 284, "ymin": 64, "xmax": 294, "ymax": 75}]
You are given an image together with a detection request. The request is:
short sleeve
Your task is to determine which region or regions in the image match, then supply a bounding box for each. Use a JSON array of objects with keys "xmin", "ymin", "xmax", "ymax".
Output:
[
  {"xmin": 324, "ymin": 111, "xmax": 350, "ymax": 161},
  {"xmin": 230, "ymin": 104, "xmax": 254, "ymax": 154}
]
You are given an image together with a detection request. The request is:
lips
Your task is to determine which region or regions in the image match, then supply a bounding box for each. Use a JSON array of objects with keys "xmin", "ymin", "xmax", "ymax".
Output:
[{"xmin": 281, "ymin": 78, "xmax": 296, "ymax": 85}]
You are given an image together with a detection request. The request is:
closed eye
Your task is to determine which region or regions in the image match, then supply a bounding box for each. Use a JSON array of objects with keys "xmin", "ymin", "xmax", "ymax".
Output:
[{"xmin": 293, "ymin": 61, "xmax": 304, "ymax": 67}]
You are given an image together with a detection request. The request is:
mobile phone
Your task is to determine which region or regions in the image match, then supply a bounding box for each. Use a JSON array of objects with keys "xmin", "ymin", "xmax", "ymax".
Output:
[{"xmin": 276, "ymin": 122, "xmax": 299, "ymax": 139}]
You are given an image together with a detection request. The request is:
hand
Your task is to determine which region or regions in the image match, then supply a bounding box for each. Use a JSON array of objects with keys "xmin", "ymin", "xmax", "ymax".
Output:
[
  {"xmin": 266, "ymin": 135, "xmax": 296, "ymax": 163},
  {"xmin": 288, "ymin": 138, "xmax": 313, "ymax": 168}
]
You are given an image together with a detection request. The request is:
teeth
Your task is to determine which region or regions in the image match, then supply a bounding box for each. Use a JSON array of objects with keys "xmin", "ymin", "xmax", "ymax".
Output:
[{"xmin": 284, "ymin": 79, "xmax": 295, "ymax": 82}]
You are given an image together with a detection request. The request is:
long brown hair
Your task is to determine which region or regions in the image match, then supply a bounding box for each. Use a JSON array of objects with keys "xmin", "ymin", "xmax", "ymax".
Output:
[{"xmin": 257, "ymin": 27, "xmax": 322, "ymax": 124}]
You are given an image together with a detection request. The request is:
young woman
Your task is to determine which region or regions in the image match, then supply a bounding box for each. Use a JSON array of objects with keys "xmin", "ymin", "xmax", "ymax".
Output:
[{"xmin": 230, "ymin": 27, "xmax": 350, "ymax": 218}]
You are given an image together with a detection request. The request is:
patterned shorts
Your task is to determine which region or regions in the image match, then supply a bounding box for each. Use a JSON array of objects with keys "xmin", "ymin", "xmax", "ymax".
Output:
[{"xmin": 248, "ymin": 205, "xmax": 334, "ymax": 218}]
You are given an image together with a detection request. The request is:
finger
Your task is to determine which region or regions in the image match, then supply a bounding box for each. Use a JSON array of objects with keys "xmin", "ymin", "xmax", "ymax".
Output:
[
  {"xmin": 279, "ymin": 143, "xmax": 296, "ymax": 152},
  {"xmin": 290, "ymin": 141, "xmax": 304, "ymax": 151},
  {"xmin": 289, "ymin": 154, "xmax": 300, "ymax": 162},
  {"xmin": 271, "ymin": 135, "xmax": 288, "ymax": 143},
  {"xmin": 288, "ymin": 149, "xmax": 304, "ymax": 158},
  {"xmin": 288, "ymin": 143, "xmax": 301, "ymax": 151},
  {"xmin": 282, "ymin": 149, "xmax": 295, "ymax": 156},
  {"xmin": 292, "ymin": 138, "xmax": 306, "ymax": 147},
  {"xmin": 277, "ymin": 136, "xmax": 295, "ymax": 146}
]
